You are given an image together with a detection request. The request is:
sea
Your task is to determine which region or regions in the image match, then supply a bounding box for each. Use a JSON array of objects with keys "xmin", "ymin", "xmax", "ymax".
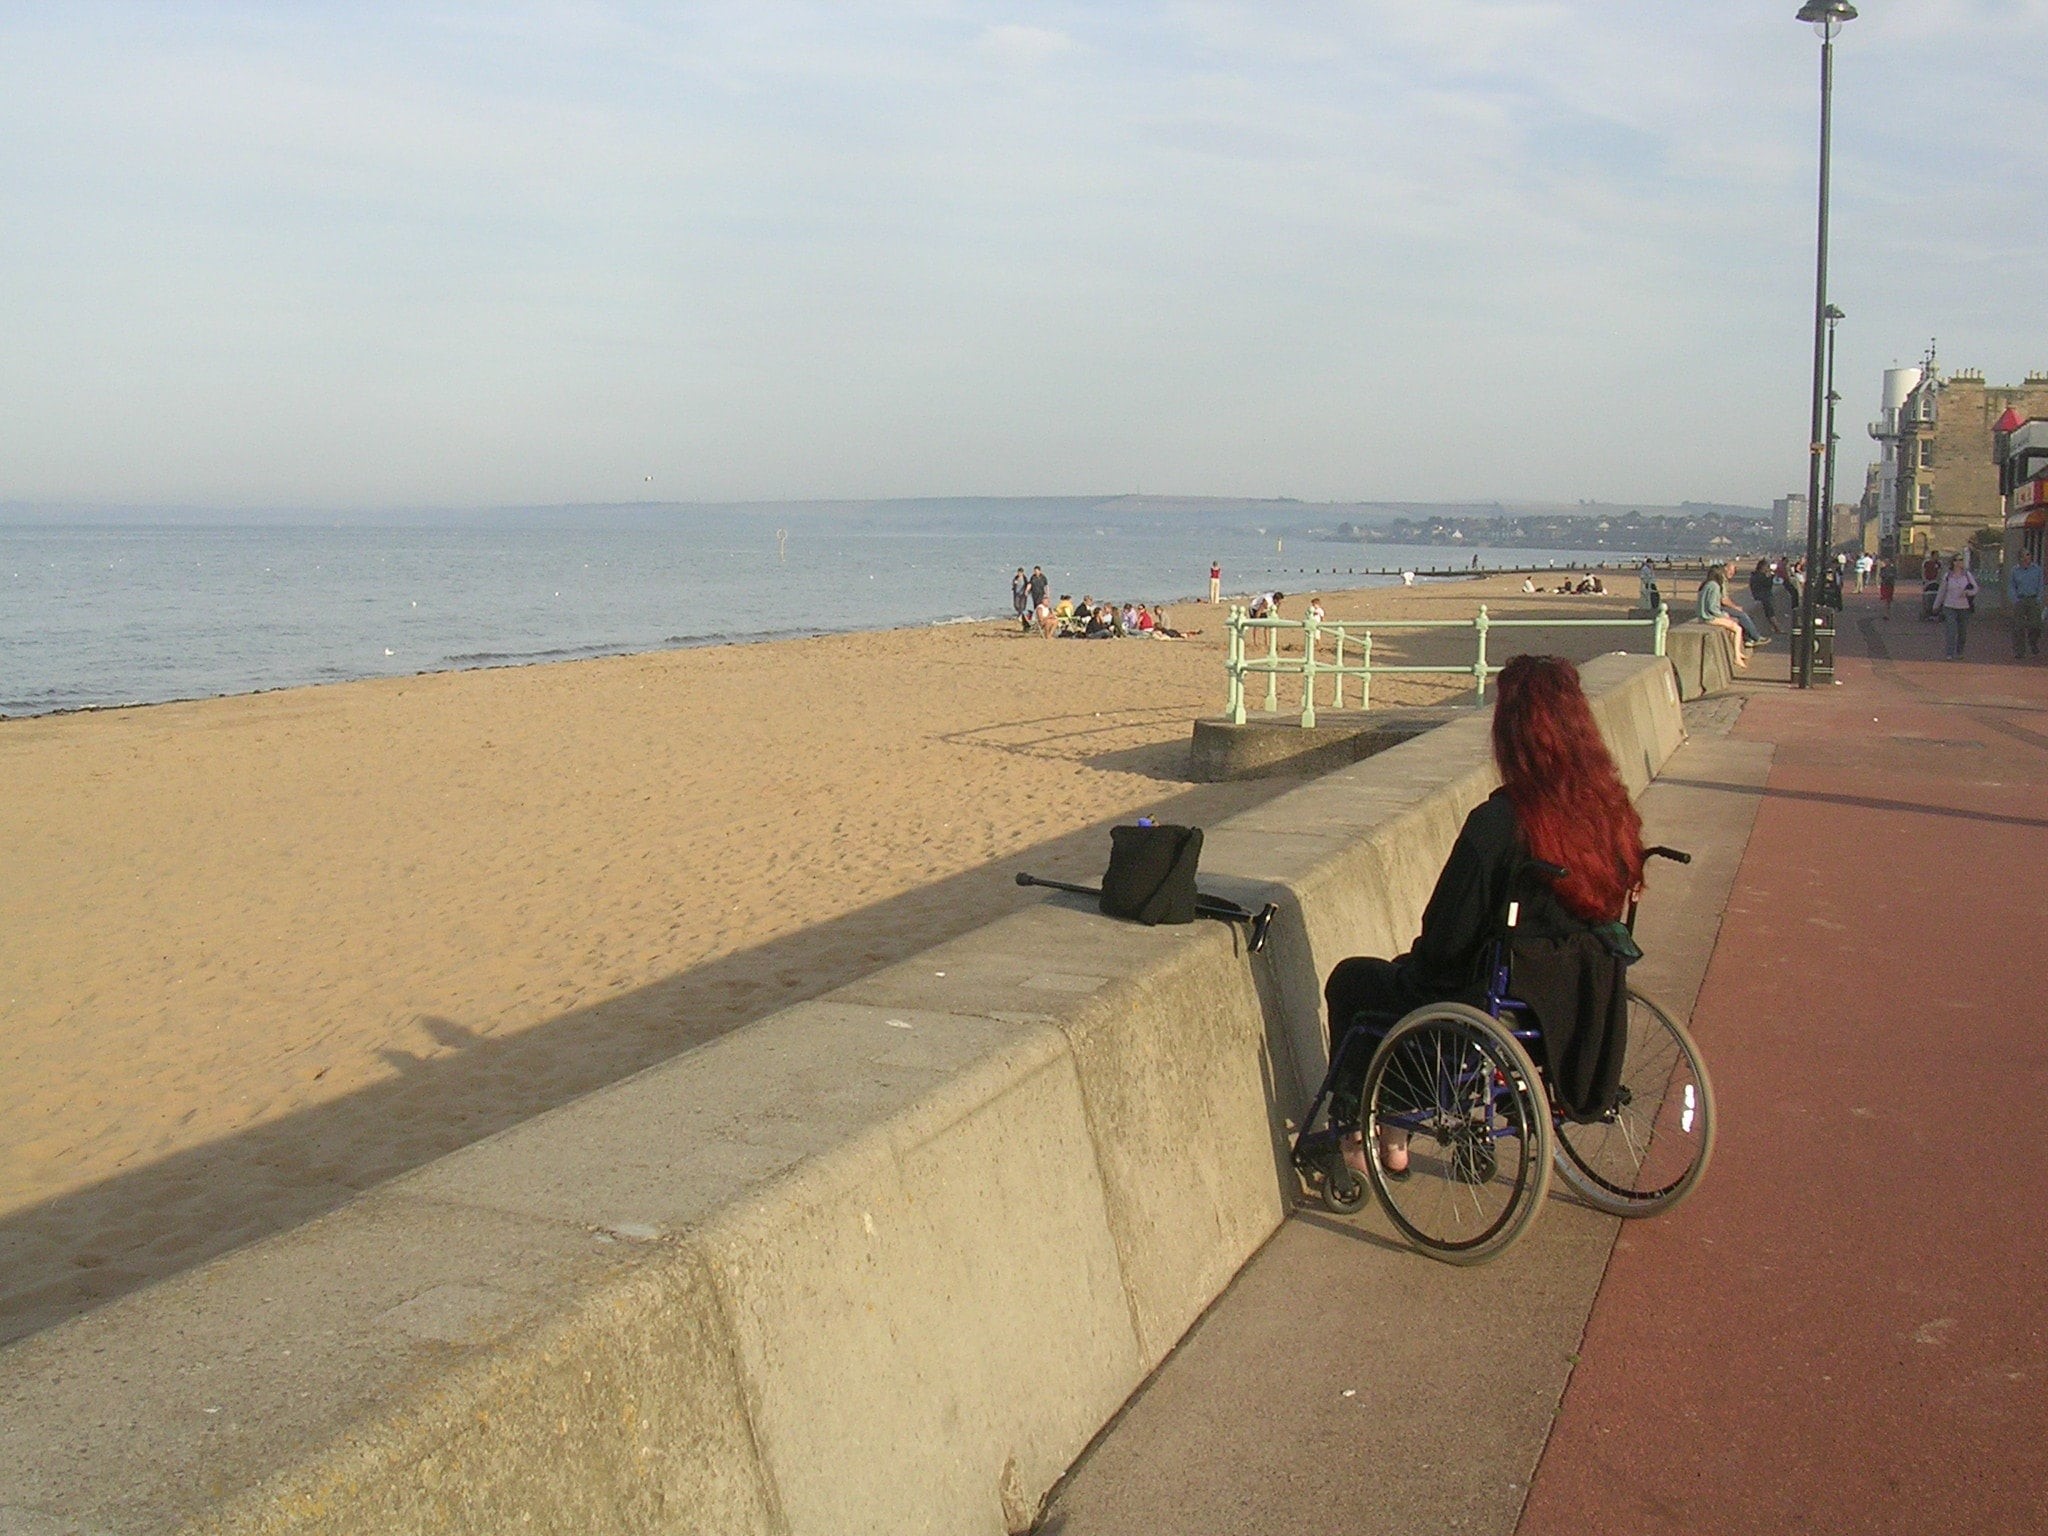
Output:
[{"xmin": 0, "ymin": 501, "xmax": 1611, "ymax": 717}]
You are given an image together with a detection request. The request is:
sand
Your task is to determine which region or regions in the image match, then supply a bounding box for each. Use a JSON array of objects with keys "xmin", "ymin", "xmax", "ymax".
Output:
[{"xmin": 0, "ymin": 572, "xmax": 1653, "ymax": 1343}]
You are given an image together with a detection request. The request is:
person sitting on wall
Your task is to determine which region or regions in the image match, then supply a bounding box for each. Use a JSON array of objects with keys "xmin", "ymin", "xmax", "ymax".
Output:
[
  {"xmin": 1750, "ymin": 559, "xmax": 1780, "ymax": 633},
  {"xmin": 1321, "ymin": 655, "xmax": 1649, "ymax": 1175},
  {"xmin": 1697, "ymin": 560, "xmax": 1762, "ymax": 669}
]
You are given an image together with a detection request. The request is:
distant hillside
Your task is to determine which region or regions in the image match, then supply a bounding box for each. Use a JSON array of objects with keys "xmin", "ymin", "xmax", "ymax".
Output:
[{"xmin": 1318, "ymin": 505, "xmax": 1771, "ymax": 554}]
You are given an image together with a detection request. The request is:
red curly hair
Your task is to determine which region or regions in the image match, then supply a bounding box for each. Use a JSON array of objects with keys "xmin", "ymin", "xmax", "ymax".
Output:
[{"xmin": 1491, "ymin": 655, "xmax": 1645, "ymax": 922}]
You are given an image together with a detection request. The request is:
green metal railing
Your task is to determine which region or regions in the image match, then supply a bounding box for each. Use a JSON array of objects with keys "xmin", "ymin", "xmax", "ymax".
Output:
[{"xmin": 1223, "ymin": 605, "xmax": 1669, "ymax": 726}]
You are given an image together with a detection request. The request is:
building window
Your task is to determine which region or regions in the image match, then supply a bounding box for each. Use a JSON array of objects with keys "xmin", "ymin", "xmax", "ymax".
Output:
[
  {"xmin": 1917, "ymin": 485, "xmax": 1933, "ymax": 513},
  {"xmin": 1918, "ymin": 440, "xmax": 1934, "ymax": 468}
]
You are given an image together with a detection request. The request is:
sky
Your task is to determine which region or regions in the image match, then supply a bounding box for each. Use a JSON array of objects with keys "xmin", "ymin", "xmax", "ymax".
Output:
[{"xmin": 2, "ymin": 1, "xmax": 2042, "ymax": 511}]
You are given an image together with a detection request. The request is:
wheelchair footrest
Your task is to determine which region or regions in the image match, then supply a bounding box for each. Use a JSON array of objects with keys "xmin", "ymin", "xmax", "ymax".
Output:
[{"xmin": 1291, "ymin": 1126, "xmax": 1345, "ymax": 1166}]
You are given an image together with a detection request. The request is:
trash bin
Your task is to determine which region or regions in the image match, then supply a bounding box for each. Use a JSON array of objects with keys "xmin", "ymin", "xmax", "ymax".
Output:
[{"xmin": 1795, "ymin": 617, "xmax": 1836, "ymax": 682}]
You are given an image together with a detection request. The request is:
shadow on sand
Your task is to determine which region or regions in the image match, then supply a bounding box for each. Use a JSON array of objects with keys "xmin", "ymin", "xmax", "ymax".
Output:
[{"xmin": 1, "ymin": 772, "xmax": 1309, "ymax": 1348}]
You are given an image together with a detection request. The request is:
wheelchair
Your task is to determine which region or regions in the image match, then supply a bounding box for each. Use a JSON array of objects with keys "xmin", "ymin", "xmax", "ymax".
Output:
[{"xmin": 1290, "ymin": 846, "xmax": 1715, "ymax": 1266}]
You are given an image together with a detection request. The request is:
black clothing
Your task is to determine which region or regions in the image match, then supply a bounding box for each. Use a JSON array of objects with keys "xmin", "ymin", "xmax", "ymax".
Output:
[
  {"xmin": 1029, "ymin": 571, "xmax": 1048, "ymax": 606},
  {"xmin": 1322, "ymin": 789, "xmax": 1629, "ymax": 1122},
  {"xmin": 1750, "ymin": 567, "xmax": 1777, "ymax": 625},
  {"xmin": 1504, "ymin": 927, "xmax": 1629, "ymax": 1122}
]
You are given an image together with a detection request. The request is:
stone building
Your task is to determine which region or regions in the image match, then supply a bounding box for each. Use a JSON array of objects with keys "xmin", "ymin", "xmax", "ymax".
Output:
[{"xmin": 1884, "ymin": 365, "xmax": 2048, "ymax": 557}]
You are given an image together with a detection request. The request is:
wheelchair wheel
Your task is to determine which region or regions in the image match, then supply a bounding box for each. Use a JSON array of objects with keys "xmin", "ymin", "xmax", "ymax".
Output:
[
  {"xmin": 1552, "ymin": 989, "xmax": 1715, "ymax": 1217},
  {"xmin": 1320, "ymin": 1155, "xmax": 1370, "ymax": 1215},
  {"xmin": 1362, "ymin": 1003, "xmax": 1554, "ymax": 1266}
]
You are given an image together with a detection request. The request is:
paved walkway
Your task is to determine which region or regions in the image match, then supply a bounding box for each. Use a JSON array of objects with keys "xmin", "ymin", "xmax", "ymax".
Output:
[
  {"xmin": 1041, "ymin": 594, "xmax": 2048, "ymax": 1534},
  {"xmin": 1522, "ymin": 593, "xmax": 2048, "ymax": 1535}
]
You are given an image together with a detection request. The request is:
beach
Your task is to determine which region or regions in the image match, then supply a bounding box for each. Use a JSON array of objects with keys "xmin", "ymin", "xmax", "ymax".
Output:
[{"xmin": 0, "ymin": 573, "xmax": 1650, "ymax": 1343}]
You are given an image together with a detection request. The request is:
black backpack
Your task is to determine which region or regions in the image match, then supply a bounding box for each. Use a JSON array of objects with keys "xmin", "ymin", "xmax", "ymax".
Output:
[{"xmin": 1099, "ymin": 823, "xmax": 1203, "ymax": 926}]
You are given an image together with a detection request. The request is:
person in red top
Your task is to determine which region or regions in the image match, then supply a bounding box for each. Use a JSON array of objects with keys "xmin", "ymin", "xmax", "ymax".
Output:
[{"xmin": 1208, "ymin": 562, "xmax": 1222, "ymax": 603}]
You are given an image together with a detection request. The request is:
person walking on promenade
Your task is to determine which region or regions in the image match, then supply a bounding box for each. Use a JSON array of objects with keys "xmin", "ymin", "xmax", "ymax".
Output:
[
  {"xmin": 1856, "ymin": 551, "xmax": 1874, "ymax": 591},
  {"xmin": 1933, "ymin": 554, "xmax": 1980, "ymax": 658},
  {"xmin": 1012, "ymin": 568, "xmax": 1031, "ymax": 631},
  {"xmin": 1879, "ymin": 556, "xmax": 1897, "ymax": 620},
  {"xmin": 1209, "ymin": 561, "xmax": 1222, "ymax": 604},
  {"xmin": 2008, "ymin": 548, "xmax": 2044, "ymax": 658},
  {"xmin": 1749, "ymin": 559, "xmax": 1780, "ymax": 632}
]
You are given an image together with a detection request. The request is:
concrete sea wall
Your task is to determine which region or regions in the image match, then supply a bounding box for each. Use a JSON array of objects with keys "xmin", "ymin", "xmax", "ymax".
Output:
[
  {"xmin": 0, "ymin": 655, "xmax": 1685, "ymax": 1536},
  {"xmin": 1665, "ymin": 618, "xmax": 1741, "ymax": 700}
]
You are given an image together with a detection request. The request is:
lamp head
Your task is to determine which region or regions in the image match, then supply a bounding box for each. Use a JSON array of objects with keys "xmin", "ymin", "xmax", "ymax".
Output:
[
  {"xmin": 1825, "ymin": 304, "xmax": 1845, "ymax": 322},
  {"xmin": 1796, "ymin": 0, "xmax": 1857, "ymax": 39}
]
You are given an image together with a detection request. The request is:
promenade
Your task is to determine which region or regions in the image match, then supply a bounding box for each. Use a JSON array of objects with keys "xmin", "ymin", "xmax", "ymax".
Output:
[{"xmin": 1045, "ymin": 591, "xmax": 2048, "ymax": 1534}]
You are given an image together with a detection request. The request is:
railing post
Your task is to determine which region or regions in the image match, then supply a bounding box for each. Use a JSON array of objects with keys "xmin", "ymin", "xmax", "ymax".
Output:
[
  {"xmin": 1360, "ymin": 628, "xmax": 1372, "ymax": 711},
  {"xmin": 1227, "ymin": 607, "xmax": 1246, "ymax": 725},
  {"xmin": 1653, "ymin": 605, "xmax": 1669, "ymax": 657},
  {"xmin": 1473, "ymin": 604, "xmax": 1491, "ymax": 700},
  {"xmin": 1300, "ymin": 612, "xmax": 1319, "ymax": 727},
  {"xmin": 1264, "ymin": 622, "xmax": 1279, "ymax": 714},
  {"xmin": 1332, "ymin": 627, "xmax": 1345, "ymax": 710}
]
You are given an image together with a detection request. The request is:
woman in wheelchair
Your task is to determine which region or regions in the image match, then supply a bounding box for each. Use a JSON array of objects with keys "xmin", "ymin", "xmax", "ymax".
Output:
[{"xmin": 1323, "ymin": 653, "xmax": 1646, "ymax": 1179}]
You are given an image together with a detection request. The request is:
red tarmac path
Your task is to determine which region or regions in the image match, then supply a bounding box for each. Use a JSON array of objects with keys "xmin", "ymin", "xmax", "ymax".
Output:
[{"xmin": 1520, "ymin": 593, "xmax": 2048, "ymax": 1534}]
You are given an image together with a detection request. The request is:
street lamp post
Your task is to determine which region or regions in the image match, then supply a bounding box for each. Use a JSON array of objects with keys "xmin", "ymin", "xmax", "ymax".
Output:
[
  {"xmin": 1822, "ymin": 304, "xmax": 1844, "ymax": 561},
  {"xmin": 1793, "ymin": 0, "xmax": 1855, "ymax": 690}
]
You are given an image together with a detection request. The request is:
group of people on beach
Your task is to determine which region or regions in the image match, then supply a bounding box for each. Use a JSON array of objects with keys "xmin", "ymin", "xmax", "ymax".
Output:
[{"xmin": 1009, "ymin": 568, "xmax": 1193, "ymax": 640}]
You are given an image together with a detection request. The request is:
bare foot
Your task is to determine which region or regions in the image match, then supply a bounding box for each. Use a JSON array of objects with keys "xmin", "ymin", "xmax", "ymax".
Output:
[
  {"xmin": 1340, "ymin": 1129, "xmax": 1370, "ymax": 1176},
  {"xmin": 1378, "ymin": 1126, "xmax": 1410, "ymax": 1174}
]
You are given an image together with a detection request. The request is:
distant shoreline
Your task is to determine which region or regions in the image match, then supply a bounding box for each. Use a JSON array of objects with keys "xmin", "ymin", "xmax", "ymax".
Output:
[{"xmin": 0, "ymin": 555, "xmax": 1734, "ymax": 724}]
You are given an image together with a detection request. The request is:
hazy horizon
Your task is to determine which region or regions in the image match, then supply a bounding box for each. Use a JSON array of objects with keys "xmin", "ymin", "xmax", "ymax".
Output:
[
  {"xmin": 5, "ymin": 4, "xmax": 2041, "ymax": 510},
  {"xmin": 0, "ymin": 492, "xmax": 1772, "ymax": 526}
]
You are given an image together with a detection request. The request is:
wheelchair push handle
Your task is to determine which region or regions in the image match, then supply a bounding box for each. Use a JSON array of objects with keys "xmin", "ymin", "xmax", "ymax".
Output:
[{"xmin": 1523, "ymin": 847, "xmax": 1685, "ymax": 890}]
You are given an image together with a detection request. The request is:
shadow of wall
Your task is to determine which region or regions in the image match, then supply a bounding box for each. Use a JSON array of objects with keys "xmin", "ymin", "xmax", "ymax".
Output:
[{"xmin": 0, "ymin": 773, "xmax": 1302, "ymax": 1347}]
